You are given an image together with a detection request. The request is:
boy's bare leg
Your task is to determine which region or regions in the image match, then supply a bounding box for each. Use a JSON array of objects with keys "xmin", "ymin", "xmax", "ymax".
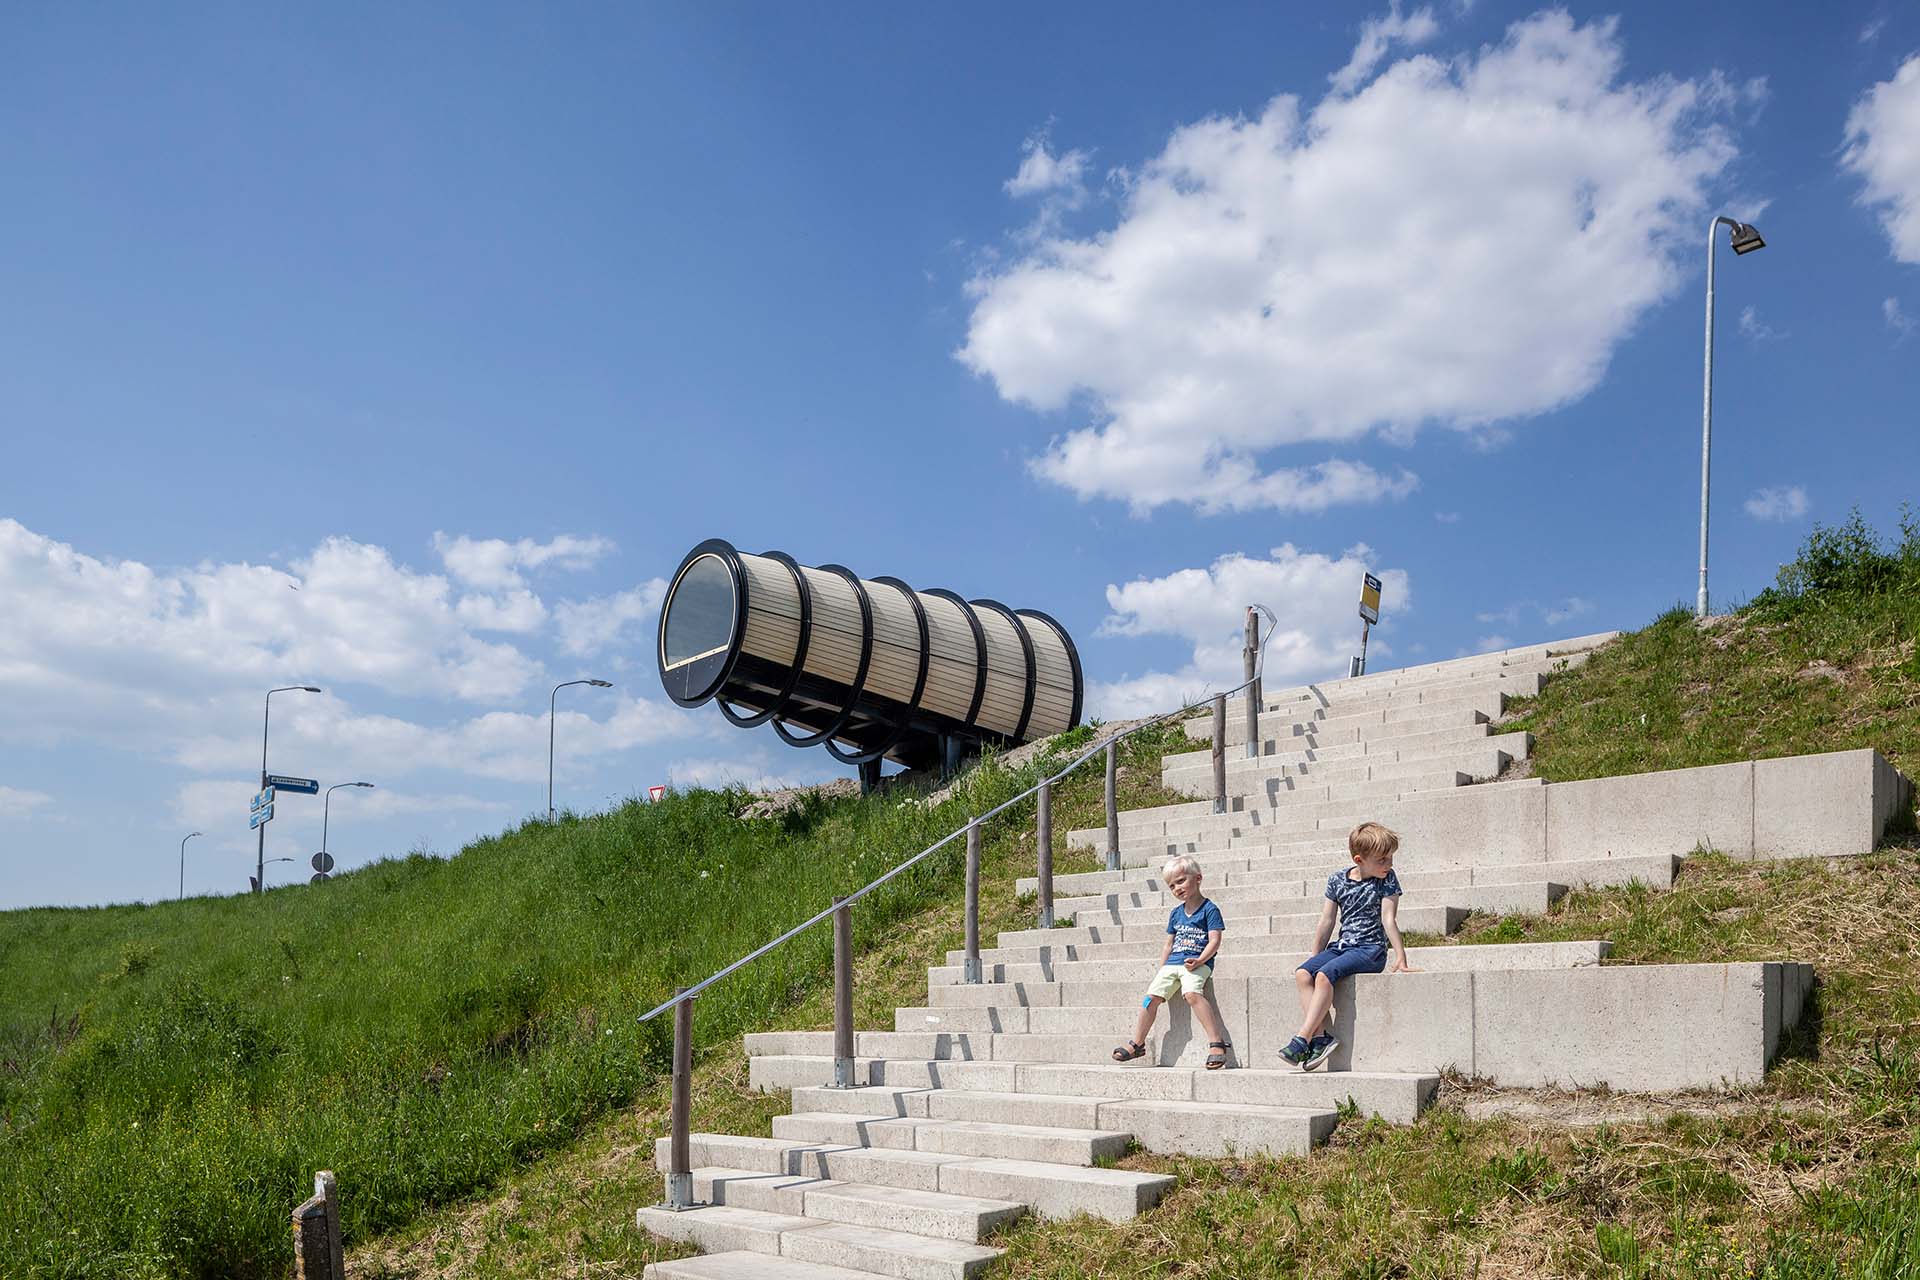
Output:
[
  {"xmin": 1295, "ymin": 974, "xmax": 1336, "ymax": 1041},
  {"xmin": 1131, "ymin": 996, "xmax": 1162, "ymax": 1049},
  {"xmin": 1293, "ymin": 967, "xmax": 1317, "ymax": 1026},
  {"xmin": 1182, "ymin": 991, "xmax": 1229, "ymax": 1047}
]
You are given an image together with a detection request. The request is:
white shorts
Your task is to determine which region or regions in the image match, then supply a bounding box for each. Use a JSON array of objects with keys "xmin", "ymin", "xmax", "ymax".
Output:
[{"xmin": 1146, "ymin": 963, "xmax": 1211, "ymax": 998}]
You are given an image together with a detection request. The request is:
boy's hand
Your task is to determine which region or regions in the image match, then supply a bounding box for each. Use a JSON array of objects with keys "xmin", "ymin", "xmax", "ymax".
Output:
[
  {"xmin": 1390, "ymin": 954, "xmax": 1418, "ymax": 973},
  {"xmin": 1183, "ymin": 956, "xmax": 1204, "ymax": 971}
]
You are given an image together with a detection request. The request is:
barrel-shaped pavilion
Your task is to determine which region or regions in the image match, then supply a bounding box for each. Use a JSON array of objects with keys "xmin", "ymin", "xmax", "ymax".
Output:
[{"xmin": 657, "ymin": 539, "xmax": 1082, "ymax": 769}]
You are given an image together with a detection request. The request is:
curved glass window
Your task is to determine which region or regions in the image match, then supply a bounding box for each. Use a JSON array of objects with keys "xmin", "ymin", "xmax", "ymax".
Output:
[{"xmin": 662, "ymin": 555, "xmax": 737, "ymax": 669}]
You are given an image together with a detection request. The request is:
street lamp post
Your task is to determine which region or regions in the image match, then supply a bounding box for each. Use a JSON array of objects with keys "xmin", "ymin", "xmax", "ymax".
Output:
[
  {"xmin": 258, "ymin": 685, "xmax": 322, "ymax": 895},
  {"xmin": 549, "ymin": 679, "xmax": 613, "ymax": 821},
  {"xmin": 1698, "ymin": 215, "xmax": 1766, "ymax": 618},
  {"xmin": 179, "ymin": 831, "xmax": 201, "ymax": 900},
  {"xmin": 322, "ymin": 782, "xmax": 374, "ymax": 865},
  {"xmin": 259, "ymin": 855, "xmax": 295, "ymax": 890}
]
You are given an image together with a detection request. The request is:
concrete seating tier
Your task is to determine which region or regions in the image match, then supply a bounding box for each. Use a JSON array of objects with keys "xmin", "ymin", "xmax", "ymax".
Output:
[{"xmin": 644, "ymin": 635, "xmax": 1916, "ymax": 1280}]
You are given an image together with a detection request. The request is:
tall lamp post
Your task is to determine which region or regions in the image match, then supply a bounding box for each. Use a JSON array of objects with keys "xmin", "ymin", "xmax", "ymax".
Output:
[
  {"xmin": 323, "ymin": 781, "xmax": 374, "ymax": 866},
  {"xmin": 258, "ymin": 685, "xmax": 322, "ymax": 895},
  {"xmin": 550, "ymin": 678, "xmax": 613, "ymax": 821},
  {"xmin": 178, "ymin": 831, "xmax": 201, "ymax": 900},
  {"xmin": 1698, "ymin": 215, "xmax": 1766, "ymax": 618}
]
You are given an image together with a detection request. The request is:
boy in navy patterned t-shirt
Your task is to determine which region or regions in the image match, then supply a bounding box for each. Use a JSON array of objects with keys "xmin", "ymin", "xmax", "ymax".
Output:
[
  {"xmin": 1111, "ymin": 855, "xmax": 1234, "ymax": 1070},
  {"xmin": 1279, "ymin": 822, "xmax": 1416, "ymax": 1071}
]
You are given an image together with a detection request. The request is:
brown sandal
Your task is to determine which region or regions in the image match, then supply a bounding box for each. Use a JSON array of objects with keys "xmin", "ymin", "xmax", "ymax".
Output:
[
  {"xmin": 1206, "ymin": 1041, "xmax": 1231, "ymax": 1070},
  {"xmin": 1112, "ymin": 1040, "xmax": 1146, "ymax": 1062}
]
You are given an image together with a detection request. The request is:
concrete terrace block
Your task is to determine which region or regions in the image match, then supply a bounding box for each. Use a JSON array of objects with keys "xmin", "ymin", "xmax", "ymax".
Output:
[
  {"xmin": 751, "ymin": 1055, "xmax": 878, "ymax": 1092},
  {"xmin": 1244, "ymin": 970, "xmax": 1476, "ymax": 1074},
  {"xmin": 896, "ymin": 1006, "xmax": 1030, "ymax": 1034},
  {"xmin": 656, "ymin": 1133, "xmax": 808, "ymax": 1176},
  {"xmin": 802, "ymin": 1182, "xmax": 1026, "ymax": 1243},
  {"xmin": 643, "ymin": 1248, "xmax": 881, "ymax": 1280},
  {"xmin": 869, "ymin": 1061, "xmax": 1024, "ymax": 1092},
  {"xmin": 1472, "ymin": 964, "xmax": 1778, "ymax": 1091},
  {"xmin": 1094, "ymin": 1098, "xmax": 1332, "ymax": 1158},
  {"xmin": 933, "ymin": 1157, "xmax": 1175, "ymax": 1222},
  {"xmin": 1392, "ymin": 779, "xmax": 1550, "ymax": 867},
  {"xmin": 1754, "ymin": 749, "xmax": 1895, "ymax": 859},
  {"xmin": 926, "ymin": 982, "xmax": 1060, "ymax": 1008},
  {"xmin": 636, "ymin": 1202, "xmax": 813, "ymax": 1256},
  {"xmin": 1546, "ymin": 760, "xmax": 1754, "ymax": 861},
  {"xmin": 783, "ymin": 1221, "xmax": 1003, "ymax": 1280},
  {"xmin": 1189, "ymin": 1068, "xmax": 1439, "ymax": 1125}
]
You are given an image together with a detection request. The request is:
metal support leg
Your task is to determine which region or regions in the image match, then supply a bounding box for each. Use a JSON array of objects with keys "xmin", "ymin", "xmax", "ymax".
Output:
[
  {"xmin": 963, "ymin": 822, "xmax": 983, "ymax": 983},
  {"xmin": 830, "ymin": 896, "xmax": 856, "ymax": 1087},
  {"xmin": 857, "ymin": 758, "xmax": 881, "ymax": 795},
  {"xmin": 1212, "ymin": 693, "xmax": 1228, "ymax": 815},
  {"xmin": 1104, "ymin": 742, "xmax": 1120, "ymax": 872},
  {"xmin": 1036, "ymin": 778, "xmax": 1054, "ymax": 929},
  {"xmin": 662, "ymin": 992, "xmax": 701, "ymax": 1210}
]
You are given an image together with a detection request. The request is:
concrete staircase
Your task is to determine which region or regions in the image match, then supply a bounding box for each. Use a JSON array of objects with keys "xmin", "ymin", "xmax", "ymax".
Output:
[{"xmin": 640, "ymin": 634, "xmax": 1916, "ymax": 1279}]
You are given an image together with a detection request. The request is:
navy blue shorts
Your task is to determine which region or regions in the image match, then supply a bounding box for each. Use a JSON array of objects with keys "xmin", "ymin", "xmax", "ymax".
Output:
[{"xmin": 1297, "ymin": 943, "xmax": 1387, "ymax": 983}]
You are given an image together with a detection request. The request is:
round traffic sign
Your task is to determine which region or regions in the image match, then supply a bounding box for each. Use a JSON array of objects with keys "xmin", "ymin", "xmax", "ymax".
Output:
[
  {"xmin": 311, "ymin": 851, "xmax": 335, "ymax": 873},
  {"xmin": 310, "ymin": 872, "xmax": 330, "ymax": 885}
]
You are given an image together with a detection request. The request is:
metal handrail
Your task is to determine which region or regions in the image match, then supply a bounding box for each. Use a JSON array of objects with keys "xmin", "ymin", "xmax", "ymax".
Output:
[{"xmin": 637, "ymin": 604, "xmax": 1278, "ymax": 1024}]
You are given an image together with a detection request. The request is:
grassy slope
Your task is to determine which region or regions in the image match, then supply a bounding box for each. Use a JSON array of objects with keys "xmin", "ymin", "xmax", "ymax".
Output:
[{"xmin": 0, "ymin": 721, "xmax": 1192, "ymax": 1280}]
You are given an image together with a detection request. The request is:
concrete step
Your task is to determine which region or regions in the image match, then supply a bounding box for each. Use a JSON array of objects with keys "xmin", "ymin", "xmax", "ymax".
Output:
[
  {"xmin": 770, "ymin": 1111, "xmax": 1130, "ymax": 1165},
  {"xmin": 748, "ymin": 1032, "xmax": 987, "ymax": 1062},
  {"xmin": 1163, "ymin": 735, "xmax": 1524, "ymax": 792},
  {"xmin": 1070, "ymin": 880, "xmax": 1565, "ymax": 928},
  {"xmin": 748, "ymin": 1056, "xmax": 1025, "ymax": 1093},
  {"xmin": 925, "ymin": 938, "xmax": 1610, "ymax": 989},
  {"xmin": 1164, "ymin": 769, "xmax": 1478, "ymax": 809},
  {"xmin": 682, "ymin": 1166, "xmax": 1024, "ymax": 1243},
  {"xmin": 749, "ymin": 1056, "xmax": 1438, "ymax": 1125},
  {"xmin": 1027, "ymin": 853, "xmax": 1679, "ymax": 903},
  {"xmin": 638, "ymin": 1203, "xmax": 1001, "ymax": 1280},
  {"xmin": 643, "ymin": 1246, "xmax": 887, "ymax": 1280}
]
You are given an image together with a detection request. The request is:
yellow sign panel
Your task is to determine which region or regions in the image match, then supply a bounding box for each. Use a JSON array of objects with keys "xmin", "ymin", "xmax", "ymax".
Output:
[{"xmin": 1359, "ymin": 573, "xmax": 1382, "ymax": 625}]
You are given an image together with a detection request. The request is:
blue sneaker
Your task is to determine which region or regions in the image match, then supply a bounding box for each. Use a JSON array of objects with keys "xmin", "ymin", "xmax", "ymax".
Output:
[
  {"xmin": 1277, "ymin": 1035, "xmax": 1311, "ymax": 1067},
  {"xmin": 1303, "ymin": 1033, "xmax": 1339, "ymax": 1071}
]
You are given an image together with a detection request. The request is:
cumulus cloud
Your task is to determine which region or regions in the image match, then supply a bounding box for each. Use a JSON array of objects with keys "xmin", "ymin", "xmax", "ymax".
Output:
[
  {"xmin": 1744, "ymin": 485, "xmax": 1809, "ymax": 522},
  {"xmin": 1330, "ymin": 3, "xmax": 1441, "ymax": 96},
  {"xmin": 1006, "ymin": 133, "xmax": 1091, "ymax": 198},
  {"xmin": 433, "ymin": 532, "xmax": 614, "ymax": 591},
  {"xmin": 960, "ymin": 12, "xmax": 1751, "ymax": 515},
  {"xmin": 1886, "ymin": 296, "xmax": 1915, "ymax": 339},
  {"xmin": 554, "ymin": 580, "xmax": 669, "ymax": 656},
  {"xmin": 1843, "ymin": 54, "xmax": 1920, "ymax": 264},
  {"xmin": 1476, "ymin": 597, "xmax": 1593, "ymax": 628},
  {"xmin": 1738, "ymin": 305, "xmax": 1784, "ymax": 342},
  {"xmin": 1089, "ymin": 544, "xmax": 1409, "ymax": 717},
  {"xmin": 0, "ymin": 786, "xmax": 53, "ymax": 819}
]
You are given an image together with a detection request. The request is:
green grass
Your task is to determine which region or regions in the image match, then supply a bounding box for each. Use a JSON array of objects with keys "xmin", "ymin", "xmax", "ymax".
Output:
[{"xmin": 0, "ymin": 719, "xmax": 1193, "ymax": 1280}]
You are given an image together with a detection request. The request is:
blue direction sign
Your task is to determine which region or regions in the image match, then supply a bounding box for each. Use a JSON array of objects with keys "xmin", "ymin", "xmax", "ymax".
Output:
[
  {"xmin": 265, "ymin": 775, "xmax": 319, "ymax": 795},
  {"xmin": 251, "ymin": 788, "xmax": 275, "ymax": 814},
  {"xmin": 249, "ymin": 803, "xmax": 275, "ymax": 830}
]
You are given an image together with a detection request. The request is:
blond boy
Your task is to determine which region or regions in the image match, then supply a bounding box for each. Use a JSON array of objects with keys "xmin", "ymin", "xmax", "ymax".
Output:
[{"xmin": 1111, "ymin": 855, "xmax": 1233, "ymax": 1070}]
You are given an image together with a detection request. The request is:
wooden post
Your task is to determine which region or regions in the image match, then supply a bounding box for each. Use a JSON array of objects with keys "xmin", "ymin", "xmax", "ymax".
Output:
[
  {"xmin": 1104, "ymin": 742, "xmax": 1120, "ymax": 871},
  {"xmin": 1212, "ymin": 693, "xmax": 1228, "ymax": 814},
  {"xmin": 831, "ymin": 896, "xmax": 855, "ymax": 1087},
  {"xmin": 1036, "ymin": 778, "xmax": 1054, "ymax": 929},
  {"xmin": 963, "ymin": 822, "xmax": 982, "ymax": 983},
  {"xmin": 1244, "ymin": 607, "xmax": 1261, "ymax": 760},
  {"xmin": 290, "ymin": 1171, "xmax": 343, "ymax": 1280}
]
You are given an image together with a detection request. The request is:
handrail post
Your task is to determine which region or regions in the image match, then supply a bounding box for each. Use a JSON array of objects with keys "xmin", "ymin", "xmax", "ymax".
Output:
[
  {"xmin": 963, "ymin": 821, "xmax": 983, "ymax": 983},
  {"xmin": 1104, "ymin": 742, "xmax": 1120, "ymax": 872},
  {"xmin": 663, "ymin": 990, "xmax": 700, "ymax": 1210},
  {"xmin": 1244, "ymin": 607, "xmax": 1261, "ymax": 760},
  {"xmin": 1212, "ymin": 693, "xmax": 1228, "ymax": 815},
  {"xmin": 1035, "ymin": 778, "xmax": 1054, "ymax": 929},
  {"xmin": 829, "ymin": 895, "xmax": 856, "ymax": 1087}
]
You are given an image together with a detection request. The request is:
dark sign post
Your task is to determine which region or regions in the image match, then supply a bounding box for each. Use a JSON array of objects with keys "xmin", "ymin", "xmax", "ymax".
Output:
[
  {"xmin": 290, "ymin": 1170, "xmax": 343, "ymax": 1280},
  {"xmin": 1354, "ymin": 573, "xmax": 1383, "ymax": 677}
]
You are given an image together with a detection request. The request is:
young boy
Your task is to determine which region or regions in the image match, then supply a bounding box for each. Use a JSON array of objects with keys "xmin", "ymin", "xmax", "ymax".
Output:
[
  {"xmin": 1279, "ymin": 822, "xmax": 1415, "ymax": 1071},
  {"xmin": 1111, "ymin": 855, "xmax": 1234, "ymax": 1070}
]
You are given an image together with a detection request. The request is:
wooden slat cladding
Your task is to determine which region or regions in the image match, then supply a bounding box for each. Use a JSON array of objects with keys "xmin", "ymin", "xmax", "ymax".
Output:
[
  {"xmin": 795, "ymin": 567, "xmax": 865, "ymax": 686},
  {"xmin": 1021, "ymin": 614, "xmax": 1078, "ymax": 738},
  {"xmin": 738, "ymin": 554, "xmax": 802, "ymax": 668},
  {"xmin": 864, "ymin": 580, "xmax": 922, "ymax": 705},
  {"xmin": 970, "ymin": 606, "xmax": 1029, "ymax": 737},
  {"xmin": 918, "ymin": 593, "xmax": 981, "ymax": 724}
]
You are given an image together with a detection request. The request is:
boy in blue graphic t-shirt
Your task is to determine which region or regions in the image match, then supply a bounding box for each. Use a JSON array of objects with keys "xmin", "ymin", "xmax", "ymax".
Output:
[
  {"xmin": 1279, "ymin": 821, "xmax": 1417, "ymax": 1071},
  {"xmin": 1111, "ymin": 855, "xmax": 1233, "ymax": 1070}
]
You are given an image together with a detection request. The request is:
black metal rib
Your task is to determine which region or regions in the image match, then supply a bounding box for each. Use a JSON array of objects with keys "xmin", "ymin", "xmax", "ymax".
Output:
[
  {"xmin": 718, "ymin": 550, "xmax": 812, "ymax": 728},
  {"xmin": 773, "ymin": 564, "xmax": 874, "ymax": 748},
  {"xmin": 1017, "ymin": 607, "xmax": 1084, "ymax": 731},
  {"xmin": 825, "ymin": 576, "xmax": 932, "ymax": 766},
  {"xmin": 971, "ymin": 598, "xmax": 1037, "ymax": 742},
  {"xmin": 924, "ymin": 588, "xmax": 988, "ymax": 729}
]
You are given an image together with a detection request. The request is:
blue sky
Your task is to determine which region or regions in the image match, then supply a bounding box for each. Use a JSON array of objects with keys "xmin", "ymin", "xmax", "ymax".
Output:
[{"xmin": 3, "ymin": 3, "xmax": 1917, "ymax": 909}]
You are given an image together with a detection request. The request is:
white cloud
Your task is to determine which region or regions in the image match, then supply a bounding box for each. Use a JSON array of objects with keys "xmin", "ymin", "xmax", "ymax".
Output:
[
  {"xmin": 1434, "ymin": 511, "xmax": 1461, "ymax": 524},
  {"xmin": 1006, "ymin": 133, "xmax": 1091, "ymax": 198},
  {"xmin": 664, "ymin": 753, "xmax": 820, "ymax": 793},
  {"xmin": 1476, "ymin": 634, "xmax": 1512, "ymax": 651},
  {"xmin": 1475, "ymin": 605, "xmax": 1521, "ymax": 626},
  {"xmin": 1330, "ymin": 3, "xmax": 1441, "ymax": 96},
  {"xmin": 433, "ymin": 532, "xmax": 614, "ymax": 591},
  {"xmin": 1861, "ymin": 18, "xmax": 1885, "ymax": 44},
  {"xmin": 0, "ymin": 786, "xmax": 53, "ymax": 818},
  {"xmin": 1843, "ymin": 55, "xmax": 1920, "ymax": 264},
  {"xmin": 1744, "ymin": 485, "xmax": 1809, "ymax": 522},
  {"xmin": 1544, "ymin": 596, "xmax": 1593, "ymax": 625},
  {"xmin": 1738, "ymin": 304, "xmax": 1784, "ymax": 342},
  {"xmin": 553, "ymin": 579, "xmax": 669, "ymax": 656},
  {"xmin": 1090, "ymin": 545, "xmax": 1409, "ymax": 717},
  {"xmin": 1886, "ymin": 296, "xmax": 1916, "ymax": 339},
  {"xmin": 959, "ymin": 12, "xmax": 1750, "ymax": 516}
]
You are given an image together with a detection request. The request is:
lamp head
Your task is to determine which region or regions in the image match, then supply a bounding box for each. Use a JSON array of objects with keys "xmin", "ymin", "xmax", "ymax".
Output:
[
  {"xmin": 353, "ymin": 782, "xmax": 375, "ymax": 789},
  {"xmin": 301, "ymin": 686, "xmax": 323, "ymax": 693},
  {"xmin": 1727, "ymin": 221, "xmax": 1765, "ymax": 255},
  {"xmin": 589, "ymin": 679, "xmax": 613, "ymax": 688}
]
